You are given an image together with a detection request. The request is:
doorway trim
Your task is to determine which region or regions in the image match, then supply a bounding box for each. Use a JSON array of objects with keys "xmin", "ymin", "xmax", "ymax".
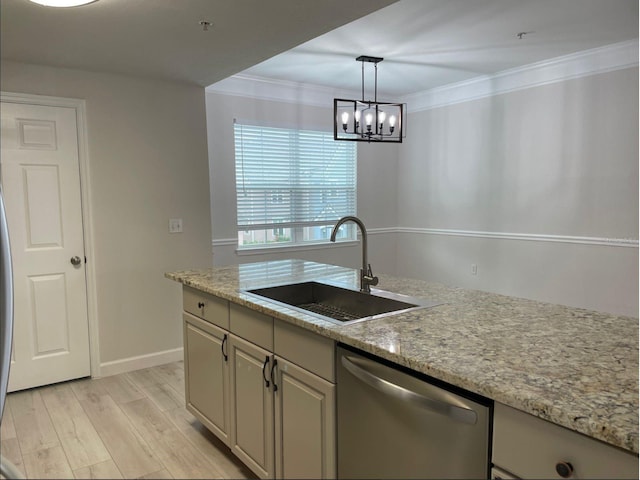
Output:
[{"xmin": 1, "ymin": 91, "xmax": 101, "ymax": 379}]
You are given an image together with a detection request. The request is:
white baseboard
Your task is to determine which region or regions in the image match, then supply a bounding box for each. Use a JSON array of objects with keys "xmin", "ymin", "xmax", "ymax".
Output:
[{"xmin": 98, "ymin": 347, "xmax": 184, "ymax": 378}]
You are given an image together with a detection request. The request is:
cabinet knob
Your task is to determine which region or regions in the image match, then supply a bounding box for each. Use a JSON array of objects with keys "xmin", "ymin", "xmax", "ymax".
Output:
[
  {"xmin": 197, "ymin": 301, "xmax": 205, "ymax": 308},
  {"xmin": 555, "ymin": 461, "xmax": 574, "ymax": 478}
]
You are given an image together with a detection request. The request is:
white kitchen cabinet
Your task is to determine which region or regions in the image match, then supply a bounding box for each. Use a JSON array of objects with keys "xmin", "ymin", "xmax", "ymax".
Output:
[
  {"xmin": 274, "ymin": 356, "xmax": 335, "ymax": 479},
  {"xmin": 183, "ymin": 312, "xmax": 230, "ymax": 444},
  {"xmin": 492, "ymin": 402, "xmax": 638, "ymax": 479},
  {"xmin": 181, "ymin": 287, "xmax": 337, "ymax": 480},
  {"xmin": 273, "ymin": 318, "xmax": 336, "ymax": 479},
  {"xmin": 229, "ymin": 334, "xmax": 275, "ymax": 479}
]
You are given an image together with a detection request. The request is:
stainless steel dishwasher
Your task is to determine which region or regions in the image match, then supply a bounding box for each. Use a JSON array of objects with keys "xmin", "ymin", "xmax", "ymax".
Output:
[{"xmin": 337, "ymin": 345, "xmax": 492, "ymax": 479}]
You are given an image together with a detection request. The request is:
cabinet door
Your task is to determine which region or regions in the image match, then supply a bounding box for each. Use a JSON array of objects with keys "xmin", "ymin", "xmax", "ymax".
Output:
[
  {"xmin": 229, "ymin": 335, "xmax": 274, "ymax": 479},
  {"xmin": 183, "ymin": 313, "xmax": 230, "ymax": 445},
  {"xmin": 274, "ymin": 357, "xmax": 336, "ymax": 480}
]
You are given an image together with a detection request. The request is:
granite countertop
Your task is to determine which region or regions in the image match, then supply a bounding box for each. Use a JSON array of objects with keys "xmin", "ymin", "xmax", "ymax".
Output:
[{"xmin": 165, "ymin": 259, "xmax": 639, "ymax": 455}]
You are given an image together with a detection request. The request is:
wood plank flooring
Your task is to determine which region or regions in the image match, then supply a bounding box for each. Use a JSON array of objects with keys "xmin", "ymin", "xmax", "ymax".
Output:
[{"xmin": 0, "ymin": 361, "xmax": 255, "ymax": 479}]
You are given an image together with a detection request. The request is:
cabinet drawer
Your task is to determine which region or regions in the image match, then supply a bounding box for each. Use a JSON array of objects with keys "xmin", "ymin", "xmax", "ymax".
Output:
[
  {"xmin": 274, "ymin": 319, "xmax": 335, "ymax": 383},
  {"xmin": 183, "ymin": 286, "xmax": 229, "ymax": 329},
  {"xmin": 493, "ymin": 402, "xmax": 638, "ymax": 479},
  {"xmin": 230, "ymin": 303, "xmax": 273, "ymax": 351}
]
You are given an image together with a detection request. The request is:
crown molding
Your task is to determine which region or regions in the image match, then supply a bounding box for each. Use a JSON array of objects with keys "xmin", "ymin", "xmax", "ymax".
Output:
[
  {"xmin": 206, "ymin": 40, "xmax": 638, "ymax": 111},
  {"xmin": 206, "ymin": 74, "xmax": 359, "ymax": 107},
  {"xmin": 405, "ymin": 39, "xmax": 639, "ymax": 112}
]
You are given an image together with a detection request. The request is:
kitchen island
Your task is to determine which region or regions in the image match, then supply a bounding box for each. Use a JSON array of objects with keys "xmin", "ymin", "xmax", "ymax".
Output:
[{"xmin": 166, "ymin": 259, "xmax": 638, "ymax": 464}]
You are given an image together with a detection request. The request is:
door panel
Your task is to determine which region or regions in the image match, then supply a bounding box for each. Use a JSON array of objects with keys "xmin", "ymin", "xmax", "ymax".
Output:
[
  {"xmin": 184, "ymin": 314, "xmax": 229, "ymax": 444},
  {"xmin": 29, "ymin": 273, "xmax": 70, "ymax": 355},
  {"xmin": 1, "ymin": 101, "xmax": 90, "ymax": 391},
  {"xmin": 275, "ymin": 358, "xmax": 336, "ymax": 479},
  {"xmin": 23, "ymin": 165, "xmax": 64, "ymax": 246},
  {"xmin": 229, "ymin": 335, "xmax": 274, "ymax": 479}
]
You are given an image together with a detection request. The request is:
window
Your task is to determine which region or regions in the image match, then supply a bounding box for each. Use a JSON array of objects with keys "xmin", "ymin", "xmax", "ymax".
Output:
[{"xmin": 234, "ymin": 123, "xmax": 357, "ymax": 249}]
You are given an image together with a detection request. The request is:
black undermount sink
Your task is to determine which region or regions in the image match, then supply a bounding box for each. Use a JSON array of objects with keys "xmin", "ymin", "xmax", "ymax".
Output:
[{"xmin": 242, "ymin": 281, "xmax": 442, "ymax": 325}]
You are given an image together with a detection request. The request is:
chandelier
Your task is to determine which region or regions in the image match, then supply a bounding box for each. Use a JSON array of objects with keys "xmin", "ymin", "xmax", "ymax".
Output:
[{"xmin": 334, "ymin": 55, "xmax": 404, "ymax": 143}]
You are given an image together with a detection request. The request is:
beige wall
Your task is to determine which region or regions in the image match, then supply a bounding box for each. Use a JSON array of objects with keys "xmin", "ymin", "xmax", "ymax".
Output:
[
  {"xmin": 3, "ymin": 57, "xmax": 633, "ymax": 371},
  {"xmin": 205, "ymin": 91, "xmax": 400, "ymax": 274},
  {"xmin": 397, "ymin": 67, "xmax": 638, "ymax": 316},
  {"xmin": 1, "ymin": 61, "xmax": 213, "ymax": 366},
  {"xmin": 205, "ymin": 67, "xmax": 638, "ymax": 317}
]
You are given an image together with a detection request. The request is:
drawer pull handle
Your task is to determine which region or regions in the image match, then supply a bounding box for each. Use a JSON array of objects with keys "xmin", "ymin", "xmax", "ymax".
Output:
[
  {"xmin": 221, "ymin": 334, "xmax": 228, "ymax": 362},
  {"xmin": 341, "ymin": 354, "xmax": 478, "ymax": 425},
  {"xmin": 270, "ymin": 358, "xmax": 278, "ymax": 392},
  {"xmin": 197, "ymin": 301, "xmax": 205, "ymax": 308},
  {"xmin": 555, "ymin": 461, "xmax": 573, "ymax": 478},
  {"xmin": 262, "ymin": 356, "xmax": 270, "ymax": 388}
]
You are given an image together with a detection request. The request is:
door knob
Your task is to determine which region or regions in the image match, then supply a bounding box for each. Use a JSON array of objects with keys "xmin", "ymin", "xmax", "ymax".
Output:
[{"xmin": 70, "ymin": 255, "xmax": 82, "ymax": 266}]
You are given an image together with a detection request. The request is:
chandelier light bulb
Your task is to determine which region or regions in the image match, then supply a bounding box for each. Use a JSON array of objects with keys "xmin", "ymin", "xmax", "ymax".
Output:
[
  {"xmin": 389, "ymin": 115, "xmax": 397, "ymax": 128},
  {"xmin": 365, "ymin": 113, "xmax": 373, "ymax": 126},
  {"xmin": 379, "ymin": 111, "xmax": 386, "ymax": 124},
  {"xmin": 341, "ymin": 111, "xmax": 349, "ymax": 124}
]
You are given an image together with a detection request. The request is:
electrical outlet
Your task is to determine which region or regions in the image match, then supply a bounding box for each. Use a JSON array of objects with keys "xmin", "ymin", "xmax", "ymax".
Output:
[
  {"xmin": 471, "ymin": 264, "xmax": 478, "ymax": 275},
  {"xmin": 169, "ymin": 218, "xmax": 183, "ymax": 233}
]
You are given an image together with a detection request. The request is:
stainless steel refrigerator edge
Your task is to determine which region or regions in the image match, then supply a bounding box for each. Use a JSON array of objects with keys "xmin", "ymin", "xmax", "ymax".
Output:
[
  {"xmin": 337, "ymin": 345, "xmax": 491, "ymax": 479},
  {"xmin": 0, "ymin": 185, "xmax": 13, "ymax": 422},
  {"xmin": 0, "ymin": 185, "xmax": 23, "ymax": 479}
]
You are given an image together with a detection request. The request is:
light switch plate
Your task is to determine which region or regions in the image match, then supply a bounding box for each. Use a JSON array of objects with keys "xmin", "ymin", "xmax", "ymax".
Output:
[{"xmin": 169, "ymin": 218, "xmax": 183, "ymax": 233}]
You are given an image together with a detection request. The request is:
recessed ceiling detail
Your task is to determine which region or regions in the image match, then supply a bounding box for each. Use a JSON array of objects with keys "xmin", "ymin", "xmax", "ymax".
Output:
[{"xmin": 238, "ymin": 0, "xmax": 638, "ymax": 98}]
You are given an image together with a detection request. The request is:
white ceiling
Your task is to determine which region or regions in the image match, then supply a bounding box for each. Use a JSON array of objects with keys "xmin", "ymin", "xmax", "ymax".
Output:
[
  {"xmin": 1, "ymin": 0, "xmax": 637, "ymax": 97},
  {"xmin": 234, "ymin": 0, "xmax": 639, "ymax": 98},
  {"xmin": 0, "ymin": 0, "xmax": 396, "ymax": 86}
]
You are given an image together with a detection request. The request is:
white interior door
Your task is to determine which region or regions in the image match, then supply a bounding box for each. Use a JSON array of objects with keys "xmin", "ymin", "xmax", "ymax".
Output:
[{"xmin": 0, "ymin": 100, "xmax": 90, "ymax": 392}]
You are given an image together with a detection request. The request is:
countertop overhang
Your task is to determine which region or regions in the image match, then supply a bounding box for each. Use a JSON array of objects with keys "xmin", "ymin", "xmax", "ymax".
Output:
[{"xmin": 166, "ymin": 259, "xmax": 639, "ymax": 454}]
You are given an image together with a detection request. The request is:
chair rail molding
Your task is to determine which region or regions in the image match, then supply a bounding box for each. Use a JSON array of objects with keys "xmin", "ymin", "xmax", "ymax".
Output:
[
  {"xmin": 214, "ymin": 228, "xmax": 638, "ymax": 250},
  {"xmin": 396, "ymin": 227, "xmax": 638, "ymax": 248}
]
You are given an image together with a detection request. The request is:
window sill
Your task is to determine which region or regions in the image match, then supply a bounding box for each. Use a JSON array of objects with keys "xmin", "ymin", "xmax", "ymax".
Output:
[{"xmin": 236, "ymin": 239, "xmax": 360, "ymax": 256}]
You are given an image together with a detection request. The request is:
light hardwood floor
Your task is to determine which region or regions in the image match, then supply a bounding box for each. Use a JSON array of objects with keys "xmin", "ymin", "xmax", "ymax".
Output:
[{"xmin": 0, "ymin": 361, "xmax": 256, "ymax": 479}]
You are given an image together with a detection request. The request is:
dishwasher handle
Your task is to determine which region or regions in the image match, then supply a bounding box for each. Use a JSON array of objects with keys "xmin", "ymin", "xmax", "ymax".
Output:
[{"xmin": 341, "ymin": 354, "xmax": 478, "ymax": 425}]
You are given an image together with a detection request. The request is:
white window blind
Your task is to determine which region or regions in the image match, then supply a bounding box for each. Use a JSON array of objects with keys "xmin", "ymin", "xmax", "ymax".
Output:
[{"xmin": 234, "ymin": 122, "xmax": 357, "ymax": 248}]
